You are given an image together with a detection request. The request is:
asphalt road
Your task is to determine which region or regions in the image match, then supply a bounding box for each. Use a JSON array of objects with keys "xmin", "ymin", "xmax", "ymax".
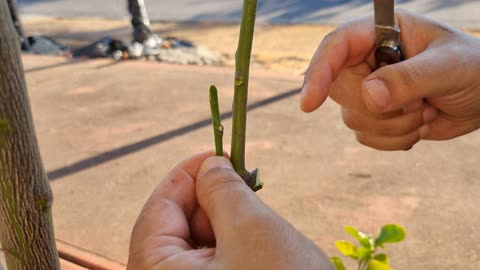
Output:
[{"xmin": 17, "ymin": 0, "xmax": 480, "ymax": 29}]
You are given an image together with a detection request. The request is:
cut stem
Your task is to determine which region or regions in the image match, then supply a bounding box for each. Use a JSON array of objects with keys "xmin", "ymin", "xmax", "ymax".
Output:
[
  {"xmin": 230, "ymin": 0, "xmax": 263, "ymax": 191},
  {"xmin": 209, "ymin": 85, "xmax": 224, "ymax": 156}
]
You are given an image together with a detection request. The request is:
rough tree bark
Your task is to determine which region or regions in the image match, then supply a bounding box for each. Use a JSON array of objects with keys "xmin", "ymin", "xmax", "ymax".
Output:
[{"xmin": 0, "ymin": 1, "xmax": 60, "ymax": 269}]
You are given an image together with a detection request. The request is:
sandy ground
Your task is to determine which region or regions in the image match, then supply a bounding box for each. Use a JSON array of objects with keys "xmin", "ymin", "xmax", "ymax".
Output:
[
  {"xmin": 23, "ymin": 17, "xmax": 480, "ymax": 76},
  {"xmin": 23, "ymin": 17, "xmax": 333, "ymax": 75},
  {"xmin": 14, "ymin": 54, "xmax": 480, "ymax": 270},
  {"xmin": 8, "ymin": 18, "xmax": 480, "ymax": 269}
]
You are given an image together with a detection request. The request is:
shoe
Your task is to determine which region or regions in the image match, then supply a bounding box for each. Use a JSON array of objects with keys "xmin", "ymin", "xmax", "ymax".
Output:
[{"xmin": 129, "ymin": 34, "xmax": 162, "ymax": 59}]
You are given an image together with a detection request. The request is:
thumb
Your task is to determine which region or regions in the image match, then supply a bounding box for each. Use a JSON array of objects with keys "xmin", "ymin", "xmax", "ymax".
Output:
[
  {"xmin": 196, "ymin": 156, "xmax": 267, "ymax": 239},
  {"xmin": 361, "ymin": 46, "xmax": 461, "ymax": 113}
]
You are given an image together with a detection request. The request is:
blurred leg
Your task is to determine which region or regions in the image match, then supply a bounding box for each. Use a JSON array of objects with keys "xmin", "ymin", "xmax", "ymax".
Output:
[
  {"xmin": 7, "ymin": 0, "xmax": 30, "ymax": 50},
  {"xmin": 127, "ymin": 0, "xmax": 161, "ymax": 58},
  {"xmin": 128, "ymin": 0, "xmax": 153, "ymax": 43}
]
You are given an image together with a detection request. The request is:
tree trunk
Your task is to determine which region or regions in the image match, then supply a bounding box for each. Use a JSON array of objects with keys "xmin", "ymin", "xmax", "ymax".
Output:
[{"xmin": 0, "ymin": 1, "xmax": 60, "ymax": 269}]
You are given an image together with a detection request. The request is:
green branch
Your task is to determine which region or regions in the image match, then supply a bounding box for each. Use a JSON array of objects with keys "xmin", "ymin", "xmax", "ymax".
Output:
[
  {"xmin": 207, "ymin": 0, "xmax": 263, "ymax": 191},
  {"xmin": 230, "ymin": 0, "xmax": 263, "ymax": 191},
  {"xmin": 209, "ymin": 85, "xmax": 224, "ymax": 156}
]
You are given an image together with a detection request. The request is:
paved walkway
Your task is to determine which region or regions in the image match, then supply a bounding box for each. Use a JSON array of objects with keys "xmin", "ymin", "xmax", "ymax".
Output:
[
  {"xmin": 18, "ymin": 0, "xmax": 480, "ymax": 29},
  {"xmin": 24, "ymin": 55, "xmax": 480, "ymax": 269}
]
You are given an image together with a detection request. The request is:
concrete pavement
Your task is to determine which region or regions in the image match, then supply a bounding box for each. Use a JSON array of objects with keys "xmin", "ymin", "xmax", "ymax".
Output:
[{"xmin": 22, "ymin": 55, "xmax": 480, "ymax": 269}]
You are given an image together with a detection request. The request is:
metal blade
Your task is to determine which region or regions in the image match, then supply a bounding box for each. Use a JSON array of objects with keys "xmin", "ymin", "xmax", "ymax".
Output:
[
  {"xmin": 374, "ymin": 0, "xmax": 400, "ymax": 46},
  {"xmin": 374, "ymin": 0, "xmax": 395, "ymax": 26}
]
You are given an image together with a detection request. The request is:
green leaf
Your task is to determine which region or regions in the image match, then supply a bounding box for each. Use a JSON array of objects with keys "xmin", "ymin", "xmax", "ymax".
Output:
[
  {"xmin": 367, "ymin": 259, "xmax": 391, "ymax": 270},
  {"xmin": 373, "ymin": 254, "xmax": 389, "ymax": 264},
  {"xmin": 330, "ymin": 257, "xmax": 347, "ymax": 270},
  {"xmin": 345, "ymin": 225, "xmax": 373, "ymax": 248},
  {"xmin": 344, "ymin": 225, "xmax": 360, "ymax": 238},
  {"xmin": 375, "ymin": 224, "xmax": 406, "ymax": 246},
  {"xmin": 335, "ymin": 240, "xmax": 358, "ymax": 259},
  {"xmin": 357, "ymin": 247, "xmax": 372, "ymax": 260}
]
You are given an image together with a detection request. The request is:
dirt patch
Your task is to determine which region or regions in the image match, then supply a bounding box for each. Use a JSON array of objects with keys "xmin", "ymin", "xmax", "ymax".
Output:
[
  {"xmin": 22, "ymin": 18, "xmax": 331, "ymax": 75},
  {"xmin": 23, "ymin": 17, "xmax": 480, "ymax": 75}
]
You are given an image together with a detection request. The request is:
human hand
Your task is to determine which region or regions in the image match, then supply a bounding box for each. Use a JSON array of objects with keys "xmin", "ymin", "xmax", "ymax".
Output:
[
  {"xmin": 127, "ymin": 152, "xmax": 334, "ymax": 270},
  {"xmin": 301, "ymin": 10, "xmax": 480, "ymax": 150}
]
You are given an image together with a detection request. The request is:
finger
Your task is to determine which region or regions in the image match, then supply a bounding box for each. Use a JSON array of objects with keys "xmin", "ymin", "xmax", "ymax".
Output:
[
  {"xmin": 129, "ymin": 152, "xmax": 214, "ymax": 261},
  {"xmin": 402, "ymin": 99, "xmax": 424, "ymax": 114},
  {"xmin": 302, "ymin": 9, "xmax": 457, "ymax": 114},
  {"xmin": 301, "ymin": 15, "xmax": 376, "ymax": 112},
  {"xmin": 360, "ymin": 10, "xmax": 466, "ymax": 113},
  {"xmin": 355, "ymin": 129, "xmax": 424, "ymax": 151},
  {"xmin": 196, "ymin": 157, "xmax": 271, "ymax": 243},
  {"xmin": 342, "ymin": 105, "xmax": 438, "ymax": 136},
  {"xmin": 189, "ymin": 152, "xmax": 230, "ymax": 246},
  {"xmin": 139, "ymin": 151, "xmax": 215, "ymax": 234},
  {"xmin": 145, "ymin": 248, "xmax": 215, "ymax": 270},
  {"xmin": 177, "ymin": 151, "xmax": 218, "ymax": 179},
  {"xmin": 328, "ymin": 65, "xmax": 424, "ymax": 118},
  {"xmin": 191, "ymin": 208, "xmax": 215, "ymax": 246},
  {"xmin": 422, "ymin": 115, "xmax": 480, "ymax": 141},
  {"xmin": 128, "ymin": 248, "xmax": 215, "ymax": 270},
  {"xmin": 361, "ymin": 43, "xmax": 467, "ymax": 113},
  {"xmin": 329, "ymin": 64, "xmax": 372, "ymax": 112}
]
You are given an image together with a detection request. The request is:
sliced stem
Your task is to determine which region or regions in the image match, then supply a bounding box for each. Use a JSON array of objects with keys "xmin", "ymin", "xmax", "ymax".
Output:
[
  {"xmin": 209, "ymin": 85, "xmax": 224, "ymax": 156},
  {"xmin": 230, "ymin": 0, "xmax": 263, "ymax": 191}
]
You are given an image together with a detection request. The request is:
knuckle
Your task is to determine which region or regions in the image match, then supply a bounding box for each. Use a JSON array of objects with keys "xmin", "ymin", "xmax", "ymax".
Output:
[
  {"xmin": 342, "ymin": 109, "xmax": 360, "ymax": 131},
  {"xmin": 320, "ymin": 28, "xmax": 346, "ymax": 53},
  {"xmin": 337, "ymin": 18, "xmax": 359, "ymax": 33},
  {"xmin": 197, "ymin": 167, "xmax": 244, "ymax": 197},
  {"xmin": 404, "ymin": 131, "xmax": 421, "ymax": 148},
  {"xmin": 321, "ymin": 29, "xmax": 341, "ymax": 45},
  {"xmin": 371, "ymin": 120, "xmax": 394, "ymax": 136},
  {"xmin": 355, "ymin": 132, "xmax": 370, "ymax": 147},
  {"xmin": 132, "ymin": 198, "xmax": 174, "ymax": 237},
  {"xmin": 380, "ymin": 113, "xmax": 423, "ymax": 136},
  {"xmin": 395, "ymin": 140, "xmax": 418, "ymax": 151},
  {"xmin": 379, "ymin": 125, "xmax": 406, "ymax": 136},
  {"xmin": 355, "ymin": 131, "xmax": 420, "ymax": 151},
  {"xmin": 389, "ymin": 132, "xmax": 421, "ymax": 151},
  {"xmin": 441, "ymin": 45, "xmax": 464, "ymax": 72},
  {"xmin": 199, "ymin": 167, "xmax": 240, "ymax": 186},
  {"xmin": 387, "ymin": 62, "xmax": 420, "ymax": 93},
  {"xmin": 404, "ymin": 112, "xmax": 424, "ymax": 132},
  {"xmin": 356, "ymin": 135, "xmax": 386, "ymax": 151}
]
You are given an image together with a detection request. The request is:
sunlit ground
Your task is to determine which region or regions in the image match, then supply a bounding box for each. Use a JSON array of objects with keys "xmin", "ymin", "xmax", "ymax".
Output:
[{"xmin": 24, "ymin": 17, "xmax": 479, "ymax": 75}]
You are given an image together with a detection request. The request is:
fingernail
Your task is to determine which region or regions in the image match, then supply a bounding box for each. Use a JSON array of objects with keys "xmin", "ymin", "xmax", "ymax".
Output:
[
  {"xmin": 364, "ymin": 79, "xmax": 391, "ymax": 108},
  {"xmin": 419, "ymin": 125, "xmax": 430, "ymax": 139},
  {"xmin": 198, "ymin": 156, "xmax": 233, "ymax": 178},
  {"xmin": 423, "ymin": 107, "xmax": 438, "ymax": 123}
]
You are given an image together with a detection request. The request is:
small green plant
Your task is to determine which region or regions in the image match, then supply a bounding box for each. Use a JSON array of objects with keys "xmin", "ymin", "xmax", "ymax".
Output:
[{"xmin": 331, "ymin": 224, "xmax": 406, "ymax": 270}]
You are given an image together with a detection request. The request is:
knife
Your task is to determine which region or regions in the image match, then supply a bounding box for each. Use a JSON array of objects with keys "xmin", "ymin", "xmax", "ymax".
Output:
[{"xmin": 374, "ymin": 0, "xmax": 403, "ymax": 69}]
